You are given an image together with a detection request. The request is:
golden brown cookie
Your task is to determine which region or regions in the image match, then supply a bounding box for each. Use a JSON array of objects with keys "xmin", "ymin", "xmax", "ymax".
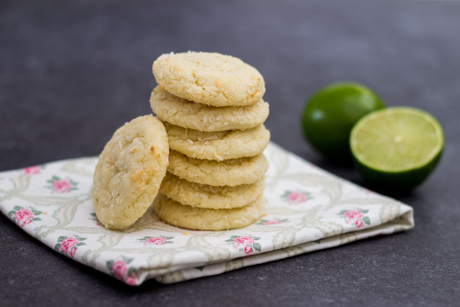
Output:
[
  {"xmin": 160, "ymin": 172, "xmax": 265, "ymax": 209},
  {"xmin": 92, "ymin": 115, "xmax": 169, "ymax": 230},
  {"xmin": 152, "ymin": 52, "xmax": 265, "ymax": 107},
  {"xmin": 150, "ymin": 86, "xmax": 269, "ymax": 132},
  {"xmin": 164, "ymin": 122, "xmax": 270, "ymax": 161},
  {"xmin": 167, "ymin": 150, "xmax": 269, "ymax": 187},
  {"xmin": 153, "ymin": 193, "xmax": 265, "ymax": 231}
]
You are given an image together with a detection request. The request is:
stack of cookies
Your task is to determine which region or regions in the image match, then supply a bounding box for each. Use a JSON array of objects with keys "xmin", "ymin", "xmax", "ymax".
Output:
[{"xmin": 150, "ymin": 52, "xmax": 270, "ymax": 231}]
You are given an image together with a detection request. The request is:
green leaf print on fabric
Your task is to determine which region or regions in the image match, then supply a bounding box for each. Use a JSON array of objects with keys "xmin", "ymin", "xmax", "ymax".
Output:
[{"xmin": 89, "ymin": 212, "xmax": 103, "ymax": 227}]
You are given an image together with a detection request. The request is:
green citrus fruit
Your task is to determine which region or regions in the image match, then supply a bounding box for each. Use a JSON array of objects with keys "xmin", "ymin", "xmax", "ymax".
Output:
[
  {"xmin": 301, "ymin": 82, "xmax": 385, "ymax": 162},
  {"xmin": 350, "ymin": 107, "xmax": 444, "ymax": 191}
]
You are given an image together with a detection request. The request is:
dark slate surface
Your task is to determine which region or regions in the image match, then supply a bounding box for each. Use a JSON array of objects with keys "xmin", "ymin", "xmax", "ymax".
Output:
[{"xmin": 1, "ymin": 0, "xmax": 459, "ymax": 306}]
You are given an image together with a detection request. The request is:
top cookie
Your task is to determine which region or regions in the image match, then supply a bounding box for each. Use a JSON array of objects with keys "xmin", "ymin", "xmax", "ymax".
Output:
[
  {"xmin": 152, "ymin": 52, "xmax": 265, "ymax": 107},
  {"xmin": 92, "ymin": 115, "xmax": 169, "ymax": 230}
]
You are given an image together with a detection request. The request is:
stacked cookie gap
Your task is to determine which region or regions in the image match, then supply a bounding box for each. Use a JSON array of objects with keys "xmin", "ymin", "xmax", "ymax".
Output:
[{"xmin": 150, "ymin": 52, "xmax": 270, "ymax": 231}]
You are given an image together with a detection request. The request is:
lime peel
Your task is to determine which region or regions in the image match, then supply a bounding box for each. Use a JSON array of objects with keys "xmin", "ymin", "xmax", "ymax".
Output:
[{"xmin": 301, "ymin": 82, "xmax": 385, "ymax": 162}]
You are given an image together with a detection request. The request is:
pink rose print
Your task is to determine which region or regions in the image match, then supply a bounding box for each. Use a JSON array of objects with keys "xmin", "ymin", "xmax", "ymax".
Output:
[
  {"xmin": 53, "ymin": 179, "xmax": 72, "ymax": 193},
  {"xmin": 281, "ymin": 190, "xmax": 312, "ymax": 205},
  {"xmin": 23, "ymin": 166, "xmax": 41, "ymax": 175},
  {"xmin": 263, "ymin": 220, "xmax": 281, "ymax": 225},
  {"xmin": 146, "ymin": 237, "xmax": 166, "ymax": 245},
  {"xmin": 60, "ymin": 237, "xmax": 78, "ymax": 254},
  {"xmin": 226, "ymin": 234, "xmax": 261, "ymax": 255},
  {"xmin": 344, "ymin": 210, "xmax": 363, "ymax": 220},
  {"xmin": 289, "ymin": 191, "xmax": 305, "ymax": 203},
  {"xmin": 46, "ymin": 176, "xmax": 78, "ymax": 194},
  {"xmin": 243, "ymin": 245, "xmax": 253, "ymax": 255},
  {"xmin": 69, "ymin": 247, "xmax": 77, "ymax": 258},
  {"xmin": 8, "ymin": 206, "xmax": 42, "ymax": 227},
  {"xmin": 138, "ymin": 235, "xmax": 173, "ymax": 246},
  {"xmin": 14, "ymin": 209, "xmax": 33, "ymax": 223},
  {"xmin": 338, "ymin": 208, "xmax": 370, "ymax": 229},
  {"xmin": 112, "ymin": 260, "xmax": 128, "ymax": 281},
  {"xmin": 55, "ymin": 235, "xmax": 86, "ymax": 258},
  {"xmin": 126, "ymin": 276, "xmax": 137, "ymax": 285},
  {"xmin": 106, "ymin": 256, "xmax": 135, "ymax": 285},
  {"xmin": 233, "ymin": 236, "xmax": 254, "ymax": 244},
  {"xmin": 257, "ymin": 218, "xmax": 288, "ymax": 226}
]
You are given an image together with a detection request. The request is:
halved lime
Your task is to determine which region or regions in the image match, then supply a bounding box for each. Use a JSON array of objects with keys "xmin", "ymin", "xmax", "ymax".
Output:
[{"xmin": 350, "ymin": 107, "xmax": 444, "ymax": 191}]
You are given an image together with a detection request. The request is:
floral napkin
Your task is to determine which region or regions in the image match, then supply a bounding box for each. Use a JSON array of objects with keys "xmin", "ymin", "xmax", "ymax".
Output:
[{"xmin": 0, "ymin": 142, "xmax": 414, "ymax": 285}]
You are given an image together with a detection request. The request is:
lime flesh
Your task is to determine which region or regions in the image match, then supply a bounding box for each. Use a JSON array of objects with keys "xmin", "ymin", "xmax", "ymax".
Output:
[{"xmin": 350, "ymin": 107, "xmax": 444, "ymax": 191}]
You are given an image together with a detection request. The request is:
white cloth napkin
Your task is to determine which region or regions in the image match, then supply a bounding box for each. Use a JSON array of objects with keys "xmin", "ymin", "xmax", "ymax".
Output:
[{"xmin": 0, "ymin": 142, "xmax": 413, "ymax": 285}]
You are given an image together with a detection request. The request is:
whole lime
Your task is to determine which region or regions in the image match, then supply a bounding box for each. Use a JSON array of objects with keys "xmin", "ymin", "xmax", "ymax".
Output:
[{"xmin": 301, "ymin": 82, "xmax": 385, "ymax": 162}]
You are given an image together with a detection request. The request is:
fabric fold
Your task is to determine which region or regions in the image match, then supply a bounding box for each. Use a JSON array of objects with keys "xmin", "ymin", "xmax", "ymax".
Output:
[{"xmin": 0, "ymin": 142, "xmax": 413, "ymax": 285}]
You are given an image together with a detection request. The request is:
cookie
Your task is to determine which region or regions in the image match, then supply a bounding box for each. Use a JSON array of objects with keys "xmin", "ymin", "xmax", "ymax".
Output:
[
  {"xmin": 168, "ymin": 150, "xmax": 269, "ymax": 187},
  {"xmin": 164, "ymin": 122, "xmax": 270, "ymax": 161},
  {"xmin": 152, "ymin": 52, "xmax": 265, "ymax": 107},
  {"xmin": 153, "ymin": 193, "xmax": 265, "ymax": 231},
  {"xmin": 92, "ymin": 115, "xmax": 169, "ymax": 230},
  {"xmin": 160, "ymin": 172, "xmax": 265, "ymax": 209},
  {"xmin": 150, "ymin": 86, "xmax": 269, "ymax": 132}
]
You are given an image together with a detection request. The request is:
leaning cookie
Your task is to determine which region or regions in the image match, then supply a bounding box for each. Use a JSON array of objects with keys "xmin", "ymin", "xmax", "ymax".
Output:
[
  {"xmin": 153, "ymin": 193, "xmax": 265, "ymax": 231},
  {"xmin": 150, "ymin": 86, "xmax": 269, "ymax": 132},
  {"xmin": 92, "ymin": 115, "xmax": 169, "ymax": 230},
  {"xmin": 152, "ymin": 52, "xmax": 265, "ymax": 107},
  {"xmin": 160, "ymin": 172, "xmax": 265, "ymax": 209},
  {"xmin": 164, "ymin": 122, "xmax": 270, "ymax": 161},
  {"xmin": 168, "ymin": 150, "xmax": 268, "ymax": 187}
]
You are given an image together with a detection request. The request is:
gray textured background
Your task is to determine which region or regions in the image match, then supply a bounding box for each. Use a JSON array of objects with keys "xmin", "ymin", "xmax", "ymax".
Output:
[{"xmin": 1, "ymin": 0, "xmax": 459, "ymax": 306}]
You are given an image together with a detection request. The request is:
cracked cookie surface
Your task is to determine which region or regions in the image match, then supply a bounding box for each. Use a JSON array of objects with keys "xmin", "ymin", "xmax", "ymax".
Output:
[
  {"xmin": 153, "ymin": 193, "xmax": 265, "ymax": 231},
  {"xmin": 92, "ymin": 115, "xmax": 169, "ymax": 230},
  {"xmin": 168, "ymin": 150, "xmax": 269, "ymax": 187},
  {"xmin": 152, "ymin": 52, "xmax": 265, "ymax": 107},
  {"xmin": 160, "ymin": 172, "xmax": 265, "ymax": 209},
  {"xmin": 150, "ymin": 86, "xmax": 269, "ymax": 132},
  {"xmin": 164, "ymin": 122, "xmax": 270, "ymax": 161}
]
